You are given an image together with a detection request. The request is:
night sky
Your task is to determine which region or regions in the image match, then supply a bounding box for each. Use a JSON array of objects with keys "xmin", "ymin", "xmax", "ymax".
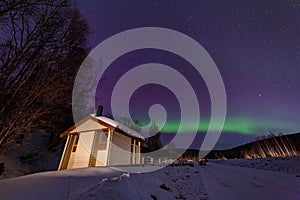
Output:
[{"xmin": 77, "ymin": 1, "xmax": 300, "ymax": 149}]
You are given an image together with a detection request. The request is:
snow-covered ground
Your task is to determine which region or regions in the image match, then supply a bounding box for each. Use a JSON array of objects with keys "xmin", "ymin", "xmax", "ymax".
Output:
[
  {"xmin": 0, "ymin": 165, "xmax": 209, "ymax": 200},
  {"xmin": 201, "ymin": 162, "xmax": 300, "ymax": 200},
  {"xmin": 0, "ymin": 157, "xmax": 300, "ymax": 200},
  {"xmin": 0, "ymin": 131, "xmax": 64, "ymax": 179},
  {"xmin": 211, "ymin": 156, "xmax": 300, "ymax": 174}
]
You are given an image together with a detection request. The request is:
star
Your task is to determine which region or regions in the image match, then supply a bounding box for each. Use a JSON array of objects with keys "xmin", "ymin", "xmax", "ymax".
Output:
[{"xmin": 77, "ymin": 0, "xmax": 300, "ymax": 149}]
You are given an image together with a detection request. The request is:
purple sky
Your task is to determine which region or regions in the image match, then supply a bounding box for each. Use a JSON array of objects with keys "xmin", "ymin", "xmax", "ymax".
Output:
[{"xmin": 77, "ymin": 1, "xmax": 300, "ymax": 149}]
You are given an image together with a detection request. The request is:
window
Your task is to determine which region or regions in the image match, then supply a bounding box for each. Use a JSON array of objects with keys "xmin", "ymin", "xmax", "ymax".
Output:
[
  {"xmin": 97, "ymin": 130, "xmax": 108, "ymax": 150},
  {"xmin": 72, "ymin": 134, "xmax": 79, "ymax": 152}
]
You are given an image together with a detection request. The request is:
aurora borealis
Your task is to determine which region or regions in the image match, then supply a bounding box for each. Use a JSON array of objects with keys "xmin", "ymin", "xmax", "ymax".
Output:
[
  {"xmin": 78, "ymin": 1, "xmax": 300, "ymax": 149},
  {"xmin": 161, "ymin": 117, "xmax": 296, "ymax": 135}
]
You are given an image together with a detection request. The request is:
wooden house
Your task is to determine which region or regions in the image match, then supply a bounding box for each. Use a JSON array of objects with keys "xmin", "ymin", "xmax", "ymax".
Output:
[{"xmin": 58, "ymin": 113, "xmax": 145, "ymax": 170}]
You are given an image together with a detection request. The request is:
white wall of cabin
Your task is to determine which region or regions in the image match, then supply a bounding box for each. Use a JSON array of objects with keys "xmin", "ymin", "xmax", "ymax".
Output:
[
  {"xmin": 95, "ymin": 129, "xmax": 111, "ymax": 166},
  {"xmin": 108, "ymin": 131, "xmax": 131, "ymax": 166},
  {"xmin": 67, "ymin": 118, "xmax": 108, "ymax": 169},
  {"xmin": 70, "ymin": 118, "xmax": 106, "ymax": 133},
  {"xmin": 67, "ymin": 131, "xmax": 95, "ymax": 169}
]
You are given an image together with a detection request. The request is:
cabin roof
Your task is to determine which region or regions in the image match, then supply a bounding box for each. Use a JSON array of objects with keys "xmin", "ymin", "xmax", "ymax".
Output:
[
  {"xmin": 91, "ymin": 115, "xmax": 145, "ymax": 140},
  {"xmin": 60, "ymin": 115, "xmax": 145, "ymax": 141}
]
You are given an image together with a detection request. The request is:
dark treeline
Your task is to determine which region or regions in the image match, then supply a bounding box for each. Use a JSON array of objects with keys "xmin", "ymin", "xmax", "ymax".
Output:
[
  {"xmin": 206, "ymin": 132, "xmax": 299, "ymax": 159},
  {"xmin": 0, "ymin": 0, "xmax": 89, "ymax": 152}
]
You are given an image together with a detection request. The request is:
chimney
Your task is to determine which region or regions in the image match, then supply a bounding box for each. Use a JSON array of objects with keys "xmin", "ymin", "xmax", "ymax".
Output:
[{"xmin": 96, "ymin": 105, "xmax": 103, "ymax": 116}]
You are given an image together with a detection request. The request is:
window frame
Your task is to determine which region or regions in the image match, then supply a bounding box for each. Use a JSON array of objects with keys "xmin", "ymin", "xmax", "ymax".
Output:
[{"xmin": 97, "ymin": 129, "xmax": 109, "ymax": 151}]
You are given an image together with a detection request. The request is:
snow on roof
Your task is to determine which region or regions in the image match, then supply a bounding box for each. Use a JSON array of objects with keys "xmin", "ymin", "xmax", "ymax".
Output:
[{"xmin": 91, "ymin": 115, "xmax": 145, "ymax": 141}]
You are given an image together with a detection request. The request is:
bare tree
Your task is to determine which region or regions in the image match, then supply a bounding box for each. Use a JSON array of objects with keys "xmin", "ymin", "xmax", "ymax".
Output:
[{"xmin": 0, "ymin": 0, "xmax": 88, "ymax": 152}]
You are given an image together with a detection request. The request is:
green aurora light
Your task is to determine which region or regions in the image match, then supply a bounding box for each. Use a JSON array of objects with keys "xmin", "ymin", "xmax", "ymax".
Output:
[{"xmin": 160, "ymin": 117, "xmax": 295, "ymax": 135}]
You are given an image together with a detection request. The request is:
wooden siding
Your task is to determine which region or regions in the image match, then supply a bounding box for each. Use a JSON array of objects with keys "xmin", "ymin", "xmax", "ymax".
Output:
[
  {"xmin": 67, "ymin": 131, "xmax": 95, "ymax": 169},
  {"xmin": 66, "ymin": 119, "xmax": 107, "ymax": 169},
  {"xmin": 88, "ymin": 132, "xmax": 101, "ymax": 167},
  {"xmin": 108, "ymin": 131, "xmax": 131, "ymax": 166},
  {"xmin": 58, "ymin": 135, "xmax": 72, "ymax": 170},
  {"xmin": 70, "ymin": 119, "xmax": 106, "ymax": 133},
  {"xmin": 95, "ymin": 151, "xmax": 107, "ymax": 166}
]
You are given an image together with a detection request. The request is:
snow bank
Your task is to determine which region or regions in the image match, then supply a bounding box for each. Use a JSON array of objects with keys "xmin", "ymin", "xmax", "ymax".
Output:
[
  {"xmin": 0, "ymin": 131, "xmax": 64, "ymax": 180},
  {"xmin": 200, "ymin": 162, "xmax": 300, "ymax": 200},
  {"xmin": 0, "ymin": 165, "xmax": 208, "ymax": 200},
  {"xmin": 1, "ymin": 158, "xmax": 299, "ymax": 200},
  {"xmin": 211, "ymin": 155, "xmax": 300, "ymax": 174}
]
